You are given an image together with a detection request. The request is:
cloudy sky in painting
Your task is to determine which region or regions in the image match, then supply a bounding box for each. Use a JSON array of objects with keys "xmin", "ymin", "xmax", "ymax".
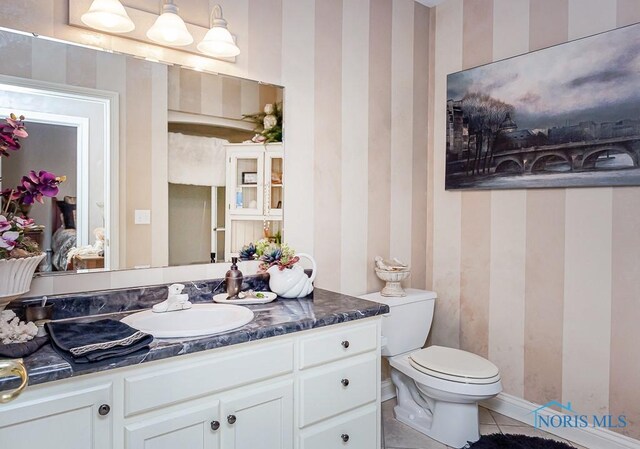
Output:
[{"xmin": 447, "ymin": 23, "xmax": 640, "ymax": 130}]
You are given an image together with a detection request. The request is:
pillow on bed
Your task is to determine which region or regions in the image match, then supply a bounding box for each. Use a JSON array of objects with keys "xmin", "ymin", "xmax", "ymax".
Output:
[{"xmin": 57, "ymin": 201, "xmax": 76, "ymax": 229}]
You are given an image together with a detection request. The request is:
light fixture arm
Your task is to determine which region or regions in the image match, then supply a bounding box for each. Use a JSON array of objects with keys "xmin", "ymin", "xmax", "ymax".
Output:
[
  {"xmin": 210, "ymin": 4, "xmax": 229, "ymax": 28},
  {"xmin": 162, "ymin": 0, "xmax": 178, "ymax": 15}
]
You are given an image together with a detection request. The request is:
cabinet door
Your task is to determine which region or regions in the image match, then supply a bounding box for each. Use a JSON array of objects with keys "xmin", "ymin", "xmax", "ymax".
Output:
[
  {"xmin": 0, "ymin": 383, "xmax": 112, "ymax": 449},
  {"xmin": 220, "ymin": 380, "xmax": 293, "ymax": 449},
  {"xmin": 227, "ymin": 151, "xmax": 264, "ymax": 216},
  {"xmin": 264, "ymin": 152, "xmax": 283, "ymax": 217},
  {"xmin": 125, "ymin": 401, "xmax": 220, "ymax": 449}
]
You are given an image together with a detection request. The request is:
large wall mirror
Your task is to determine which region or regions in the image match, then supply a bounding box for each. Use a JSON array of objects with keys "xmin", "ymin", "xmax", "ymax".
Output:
[{"xmin": 0, "ymin": 28, "xmax": 284, "ymax": 275}]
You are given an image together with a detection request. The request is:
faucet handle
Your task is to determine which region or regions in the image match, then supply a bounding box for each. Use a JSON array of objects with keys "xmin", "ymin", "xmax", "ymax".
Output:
[{"xmin": 168, "ymin": 283, "xmax": 185, "ymax": 296}]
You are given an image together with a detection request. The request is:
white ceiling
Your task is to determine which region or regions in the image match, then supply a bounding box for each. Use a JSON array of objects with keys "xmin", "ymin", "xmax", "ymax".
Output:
[{"xmin": 414, "ymin": 0, "xmax": 446, "ymax": 7}]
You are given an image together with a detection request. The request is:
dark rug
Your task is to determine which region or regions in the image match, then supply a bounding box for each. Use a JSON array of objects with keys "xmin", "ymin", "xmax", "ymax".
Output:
[{"xmin": 467, "ymin": 433, "xmax": 578, "ymax": 449}]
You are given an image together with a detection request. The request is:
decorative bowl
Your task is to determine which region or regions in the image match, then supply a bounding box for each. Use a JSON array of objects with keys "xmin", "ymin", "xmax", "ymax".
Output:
[{"xmin": 374, "ymin": 267, "xmax": 411, "ymax": 297}]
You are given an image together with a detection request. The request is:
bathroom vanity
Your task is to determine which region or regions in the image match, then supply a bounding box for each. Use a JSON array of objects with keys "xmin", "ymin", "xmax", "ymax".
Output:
[{"xmin": 0, "ymin": 288, "xmax": 387, "ymax": 449}]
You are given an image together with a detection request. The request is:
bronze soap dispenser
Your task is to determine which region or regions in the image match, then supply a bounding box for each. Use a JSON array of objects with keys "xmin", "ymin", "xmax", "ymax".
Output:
[{"xmin": 226, "ymin": 257, "xmax": 243, "ymax": 299}]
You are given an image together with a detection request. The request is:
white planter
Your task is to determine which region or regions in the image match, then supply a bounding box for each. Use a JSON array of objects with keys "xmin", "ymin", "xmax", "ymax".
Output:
[
  {"xmin": 0, "ymin": 253, "xmax": 45, "ymax": 311},
  {"xmin": 267, "ymin": 253, "xmax": 317, "ymax": 298}
]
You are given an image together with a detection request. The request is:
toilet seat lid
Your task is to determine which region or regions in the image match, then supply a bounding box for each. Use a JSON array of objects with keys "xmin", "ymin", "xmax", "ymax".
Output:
[{"xmin": 409, "ymin": 346, "xmax": 500, "ymax": 383}]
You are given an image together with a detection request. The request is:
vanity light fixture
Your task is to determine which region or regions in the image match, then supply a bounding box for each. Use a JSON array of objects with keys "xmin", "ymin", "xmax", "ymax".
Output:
[
  {"xmin": 197, "ymin": 5, "xmax": 240, "ymax": 58},
  {"xmin": 146, "ymin": 0, "xmax": 193, "ymax": 47},
  {"xmin": 80, "ymin": 0, "xmax": 135, "ymax": 33}
]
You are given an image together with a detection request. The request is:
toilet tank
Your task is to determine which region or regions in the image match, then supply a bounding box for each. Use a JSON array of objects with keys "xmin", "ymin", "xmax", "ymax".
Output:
[{"xmin": 360, "ymin": 289, "xmax": 436, "ymax": 357}]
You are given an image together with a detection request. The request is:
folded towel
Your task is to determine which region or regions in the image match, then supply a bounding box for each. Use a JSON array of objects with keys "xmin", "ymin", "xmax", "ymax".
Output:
[
  {"xmin": 45, "ymin": 319, "xmax": 153, "ymax": 364},
  {"xmin": 0, "ymin": 336, "xmax": 49, "ymax": 358}
]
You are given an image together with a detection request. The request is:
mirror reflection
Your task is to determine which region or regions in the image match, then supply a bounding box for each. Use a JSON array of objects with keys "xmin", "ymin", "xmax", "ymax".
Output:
[{"xmin": 0, "ymin": 28, "xmax": 284, "ymax": 275}]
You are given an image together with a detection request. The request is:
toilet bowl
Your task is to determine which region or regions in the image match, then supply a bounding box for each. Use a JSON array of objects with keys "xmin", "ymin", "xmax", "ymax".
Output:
[{"xmin": 359, "ymin": 289, "xmax": 502, "ymax": 449}]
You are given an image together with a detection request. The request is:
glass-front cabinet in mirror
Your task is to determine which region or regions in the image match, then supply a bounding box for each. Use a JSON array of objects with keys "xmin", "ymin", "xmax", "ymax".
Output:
[
  {"xmin": 224, "ymin": 143, "xmax": 284, "ymax": 261},
  {"xmin": 0, "ymin": 28, "xmax": 284, "ymax": 275}
]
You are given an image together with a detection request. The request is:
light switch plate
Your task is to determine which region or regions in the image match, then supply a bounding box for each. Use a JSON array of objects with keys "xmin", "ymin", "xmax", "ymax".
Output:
[{"xmin": 134, "ymin": 209, "xmax": 151, "ymax": 225}]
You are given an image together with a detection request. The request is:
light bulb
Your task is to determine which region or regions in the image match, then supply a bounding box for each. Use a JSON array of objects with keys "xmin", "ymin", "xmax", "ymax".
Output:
[
  {"xmin": 147, "ymin": 2, "xmax": 193, "ymax": 47},
  {"xmin": 197, "ymin": 5, "xmax": 240, "ymax": 58},
  {"xmin": 81, "ymin": 0, "xmax": 135, "ymax": 33}
]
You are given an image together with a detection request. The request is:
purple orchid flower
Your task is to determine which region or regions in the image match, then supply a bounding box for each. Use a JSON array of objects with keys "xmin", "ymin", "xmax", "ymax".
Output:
[
  {"xmin": 2, "ymin": 114, "xmax": 28, "ymax": 138},
  {"xmin": 1, "ymin": 188, "xmax": 21, "ymax": 202},
  {"xmin": 14, "ymin": 216, "xmax": 34, "ymax": 229},
  {"xmin": 0, "ymin": 215, "xmax": 11, "ymax": 233},
  {"xmin": 0, "ymin": 114, "xmax": 27, "ymax": 157},
  {"xmin": 20, "ymin": 170, "xmax": 62, "ymax": 205},
  {"xmin": 0, "ymin": 231, "xmax": 19, "ymax": 251}
]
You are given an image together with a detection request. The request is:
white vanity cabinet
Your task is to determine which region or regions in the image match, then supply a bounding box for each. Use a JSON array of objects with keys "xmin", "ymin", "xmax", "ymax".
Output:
[
  {"xmin": 0, "ymin": 382, "xmax": 113, "ymax": 449},
  {"xmin": 0, "ymin": 318, "xmax": 381, "ymax": 449}
]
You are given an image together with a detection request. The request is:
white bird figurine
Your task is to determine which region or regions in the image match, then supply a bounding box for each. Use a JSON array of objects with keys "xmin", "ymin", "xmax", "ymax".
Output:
[{"xmin": 375, "ymin": 256, "xmax": 409, "ymax": 271}]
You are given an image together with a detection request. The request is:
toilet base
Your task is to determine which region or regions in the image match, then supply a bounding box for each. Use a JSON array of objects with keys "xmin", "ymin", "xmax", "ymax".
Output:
[
  {"xmin": 392, "ymin": 368, "xmax": 481, "ymax": 448},
  {"xmin": 394, "ymin": 398, "xmax": 480, "ymax": 448}
]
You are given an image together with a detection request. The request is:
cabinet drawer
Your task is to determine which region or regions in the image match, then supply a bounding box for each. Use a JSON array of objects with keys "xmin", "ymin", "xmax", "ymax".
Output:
[
  {"xmin": 299, "ymin": 354, "xmax": 377, "ymax": 427},
  {"xmin": 299, "ymin": 321, "xmax": 378, "ymax": 370},
  {"xmin": 300, "ymin": 405, "xmax": 377, "ymax": 449},
  {"xmin": 124, "ymin": 341, "xmax": 293, "ymax": 416}
]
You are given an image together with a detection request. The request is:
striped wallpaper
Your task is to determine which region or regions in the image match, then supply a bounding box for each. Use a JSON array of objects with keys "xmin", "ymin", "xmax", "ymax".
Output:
[
  {"xmin": 167, "ymin": 65, "xmax": 282, "ymax": 121},
  {"xmin": 429, "ymin": 0, "xmax": 640, "ymax": 440}
]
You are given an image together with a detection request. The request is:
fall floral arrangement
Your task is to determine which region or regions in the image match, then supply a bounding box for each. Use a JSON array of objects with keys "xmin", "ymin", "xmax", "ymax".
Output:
[
  {"xmin": 239, "ymin": 238, "xmax": 298, "ymax": 271},
  {"xmin": 243, "ymin": 102, "xmax": 283, "ymax": 143},
  {"xmin": 0, "ymin": 114, "xmax": 65, "ymax": 260}
]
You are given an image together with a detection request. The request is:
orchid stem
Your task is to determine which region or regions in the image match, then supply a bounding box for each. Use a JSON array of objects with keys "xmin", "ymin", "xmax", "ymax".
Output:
[{"xmin": 2, "ymin": 189, "xmax": 13, "ymax": 215}]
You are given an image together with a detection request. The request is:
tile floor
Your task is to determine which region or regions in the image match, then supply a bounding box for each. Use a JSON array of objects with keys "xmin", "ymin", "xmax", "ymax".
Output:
[{"xmin": 381, "ymin": 399, "xmax": 588, "ymax": 449}]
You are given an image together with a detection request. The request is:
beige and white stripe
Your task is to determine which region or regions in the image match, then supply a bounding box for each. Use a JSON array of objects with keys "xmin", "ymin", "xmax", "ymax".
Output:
[
  {"xmin": 313, "ymin": 0, "xmax": 343, "ymax": 292},
  {"xmin": 523, "ymin": 0, "xmax": 568, "ymax": 408},
  {"xmin": 411, "ymin": 2, "xmax": 431, "ymax": 290}
]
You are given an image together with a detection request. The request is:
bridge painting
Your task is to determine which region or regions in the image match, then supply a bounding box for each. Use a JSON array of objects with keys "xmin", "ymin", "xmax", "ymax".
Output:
[{"xmin": 445, "ymin": 21, "xmax": 640, "ymax": 190}]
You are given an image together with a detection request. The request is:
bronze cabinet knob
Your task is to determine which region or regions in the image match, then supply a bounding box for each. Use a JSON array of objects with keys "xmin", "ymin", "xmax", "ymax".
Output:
[
  {"xmin": 227, "ymin": 414, "xmax": 237, "ymax": 424},
  {"xmin": 341, "ymin": 378, "xmax": 350, "ymax": 387},
  {"xmin": 341, "ymin": 340, "xmax": 350, "ymax": 349},
  {"xmin": 341, "ymin": 433, "xmax": 350, "ymax": 442},
  {"xmin": 210, "ymin": 420, "xmax": 220, "ymax": 431},
  {"xmin": 98, "ymin": 404, "xmax": 110, "ymax": 416}
]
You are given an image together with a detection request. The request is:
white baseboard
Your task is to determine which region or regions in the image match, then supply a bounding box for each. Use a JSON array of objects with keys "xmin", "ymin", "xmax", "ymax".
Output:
[
  {"xmin": 381, "ymin": 379, "xmax": 396, "ymax": 402},
  {"xmin": 482, "ymin": 393, "xmax": 640, "ymax": 449},
  {"xmin": 379, "ymin": 382, "xmax": 639, "ymax": 449}
]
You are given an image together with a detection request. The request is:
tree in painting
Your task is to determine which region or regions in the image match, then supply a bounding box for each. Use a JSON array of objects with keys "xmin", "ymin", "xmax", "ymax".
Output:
[{"xmin": 460, "ymin": 93, "xmax": 515, "ymax": 176}]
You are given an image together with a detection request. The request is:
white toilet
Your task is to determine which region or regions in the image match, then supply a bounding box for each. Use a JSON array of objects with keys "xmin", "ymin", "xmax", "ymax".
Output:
[{"xmin": 361, "ymin": 289, "xmax": 502, "ymax": 449}]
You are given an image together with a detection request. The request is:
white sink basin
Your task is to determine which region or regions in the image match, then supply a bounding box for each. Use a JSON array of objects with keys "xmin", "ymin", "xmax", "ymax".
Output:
[{"xmin": 121, "ymin": 304, "xmax": 254, "ymax": 338}]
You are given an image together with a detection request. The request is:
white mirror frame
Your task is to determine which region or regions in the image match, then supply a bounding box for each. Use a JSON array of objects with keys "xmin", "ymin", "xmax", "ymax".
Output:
[{"xmin": 0, "ymin": 74, "xmax": 120, "ymax": 269}]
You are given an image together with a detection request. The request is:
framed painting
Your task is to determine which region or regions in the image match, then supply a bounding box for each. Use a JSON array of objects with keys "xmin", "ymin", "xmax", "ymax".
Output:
[{"xmin": 446, "ymin": 22, "xmax": 640, "ymax": 190}]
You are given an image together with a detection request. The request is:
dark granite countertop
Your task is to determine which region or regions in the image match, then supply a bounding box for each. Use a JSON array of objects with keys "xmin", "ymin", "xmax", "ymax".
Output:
[{"xmin": 0, "ymin": 288, "xmax": 388, "ymax": 391}]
